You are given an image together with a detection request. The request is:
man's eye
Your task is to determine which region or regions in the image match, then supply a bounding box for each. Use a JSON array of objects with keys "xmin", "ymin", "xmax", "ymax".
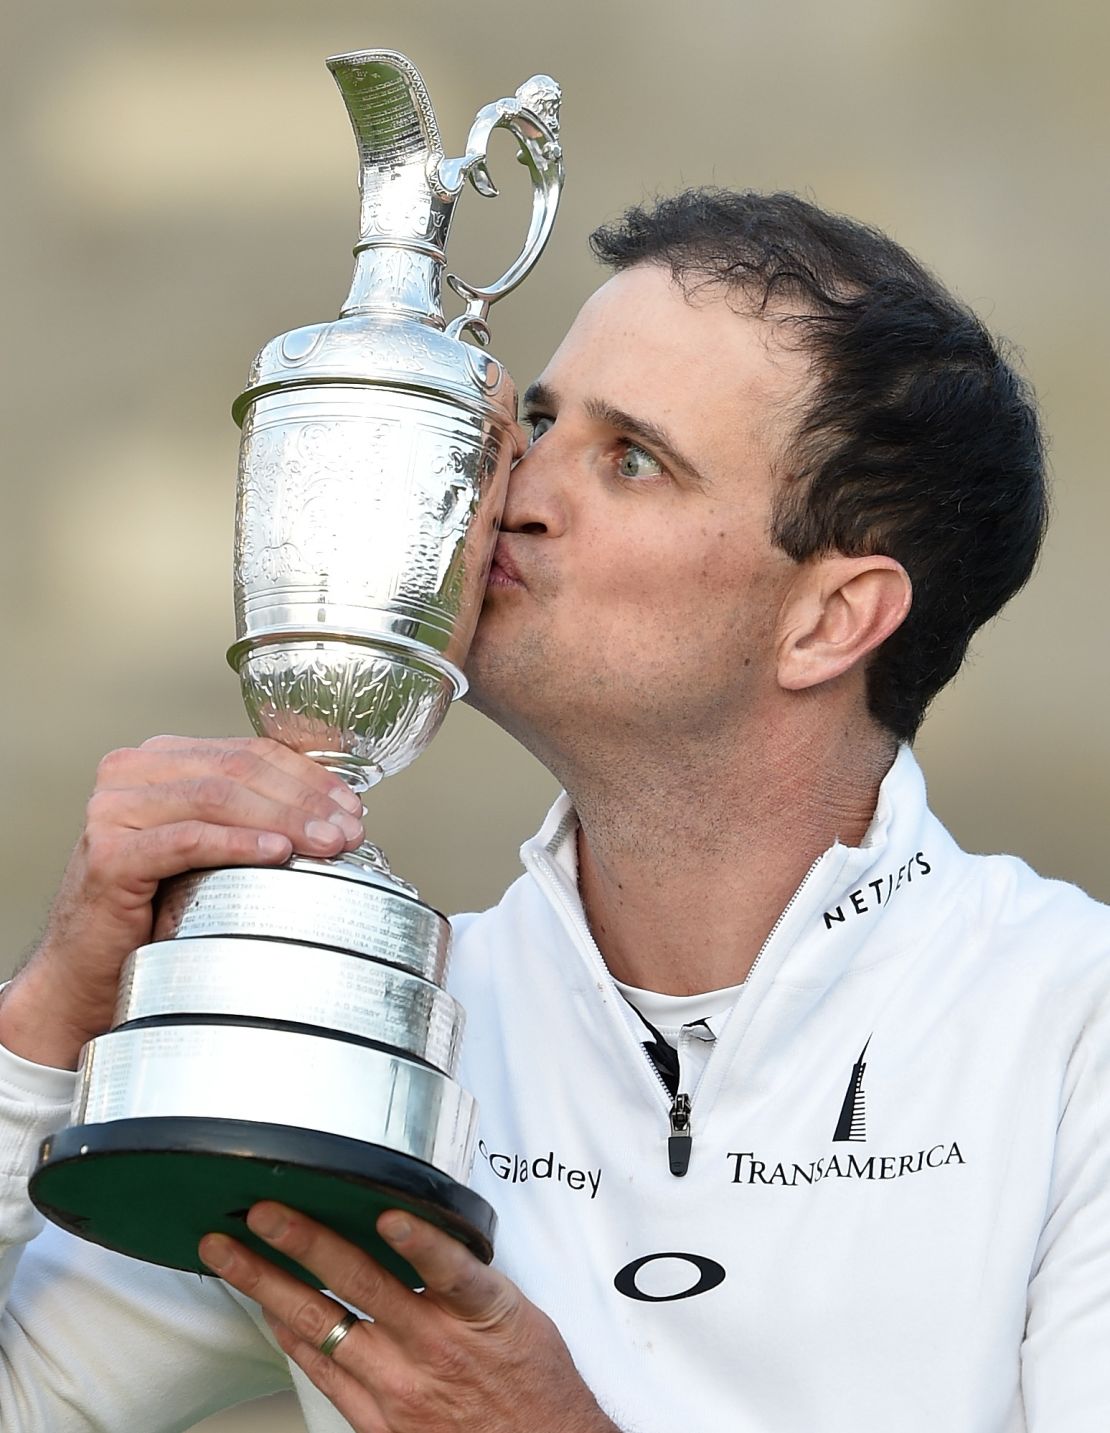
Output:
[
  {"xmin": 526, "ymin": 415, "xmax": 554, "ymax": 443},
  {"xmin": 617, "ymin": 443, "xmax": 663, "ymax": 479}
]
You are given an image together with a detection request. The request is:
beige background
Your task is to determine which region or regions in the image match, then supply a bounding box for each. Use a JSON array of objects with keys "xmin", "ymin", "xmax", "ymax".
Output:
[{"xmin": 2, "ymin": 1, "xmax": 1107, "ymax": 1428}]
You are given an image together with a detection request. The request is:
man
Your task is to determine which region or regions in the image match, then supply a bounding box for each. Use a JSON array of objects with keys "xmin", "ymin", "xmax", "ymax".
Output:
[{"xmin": 0, "ymin": 189, "xmax": 1106, "ymax": 1432}]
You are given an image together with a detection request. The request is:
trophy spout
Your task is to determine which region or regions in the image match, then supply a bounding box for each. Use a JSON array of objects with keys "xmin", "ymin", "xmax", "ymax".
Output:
[
  {"xmin": 327, "ymin": 51, "xmax": 456, "ymax": 326},
  {"xmin": 326, "ymin": 50, "xmax": 448, "ymax": 177}
]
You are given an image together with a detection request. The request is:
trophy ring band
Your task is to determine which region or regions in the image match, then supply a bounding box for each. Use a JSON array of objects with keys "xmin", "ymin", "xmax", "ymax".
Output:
[{"xmin": 319, "ymin": 1310, "xmax": 360, "ymax": 1359}]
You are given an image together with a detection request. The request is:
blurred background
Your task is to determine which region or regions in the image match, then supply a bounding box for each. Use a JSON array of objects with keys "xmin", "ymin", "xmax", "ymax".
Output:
[{"xmin": 2, "ymin": 0, "xmax": 1106, "ymax": 1427}]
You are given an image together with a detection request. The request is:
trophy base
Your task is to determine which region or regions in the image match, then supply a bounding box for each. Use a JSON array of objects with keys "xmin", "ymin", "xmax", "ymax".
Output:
[{"xmin": 30, "ymin": 1116, "xmax": 496, "ymax": 1291}]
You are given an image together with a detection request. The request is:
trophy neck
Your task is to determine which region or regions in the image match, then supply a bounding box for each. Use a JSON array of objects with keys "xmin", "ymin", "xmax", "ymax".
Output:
[{"xmin": 340, "ymin": 243, "xmax": 447, "ymax": 327}]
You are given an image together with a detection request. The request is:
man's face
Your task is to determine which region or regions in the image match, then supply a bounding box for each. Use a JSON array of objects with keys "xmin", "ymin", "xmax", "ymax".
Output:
[{"xmin": 464, "ymin": 263, "xmax": 812, "ymax": 764}]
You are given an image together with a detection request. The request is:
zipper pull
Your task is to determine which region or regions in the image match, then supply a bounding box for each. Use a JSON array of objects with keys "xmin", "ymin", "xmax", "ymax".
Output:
[{"xmin": 668, "ymin": 1093, "xmax": 692, "ymax": 1176}]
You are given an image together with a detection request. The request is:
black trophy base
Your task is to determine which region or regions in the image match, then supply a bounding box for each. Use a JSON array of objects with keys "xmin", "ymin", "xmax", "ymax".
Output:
[{"xmin": 30, "ymin": 1117, "xmax": 497, "ymax": 1290}]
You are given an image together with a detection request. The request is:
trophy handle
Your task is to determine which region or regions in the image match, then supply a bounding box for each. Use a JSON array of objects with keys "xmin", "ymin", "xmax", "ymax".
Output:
[{"xmin": 438, "ymin": 76, "xmax": 563, "ymax": 342}]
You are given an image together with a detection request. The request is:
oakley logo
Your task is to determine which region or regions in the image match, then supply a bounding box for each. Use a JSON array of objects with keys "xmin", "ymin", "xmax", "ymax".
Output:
[{"xmin": 613, "ymin": 1252, "xmax": 727, "ymax": 1303}]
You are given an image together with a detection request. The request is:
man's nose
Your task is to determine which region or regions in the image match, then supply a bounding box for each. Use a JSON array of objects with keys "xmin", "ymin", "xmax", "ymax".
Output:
[{"xmin": 498, "ymin": 433, "xmax": 568, "ymax": 537}]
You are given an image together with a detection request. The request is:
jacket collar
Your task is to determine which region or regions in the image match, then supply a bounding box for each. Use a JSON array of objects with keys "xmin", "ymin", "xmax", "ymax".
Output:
[
  {"xmin": 522, "ymin": 743, "xmax": 937, "ymax": 951},
  {"xmin": 519, "ymin": 746, "xmax": 964, "ymax": 1114}
]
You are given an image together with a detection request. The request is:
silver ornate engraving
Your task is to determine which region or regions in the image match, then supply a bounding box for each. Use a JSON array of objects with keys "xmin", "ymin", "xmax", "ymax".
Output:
[{"xmin": 239, "ymin": 643, "xmax": 452, "ymax": 777}]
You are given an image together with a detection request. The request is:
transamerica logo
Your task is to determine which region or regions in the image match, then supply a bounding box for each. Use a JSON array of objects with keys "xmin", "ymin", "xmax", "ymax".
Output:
[
  {"xmin": 833, "ymin": 1036, "xmax": 870, "ymax": 1142},
  {"xmin": 726, "ymin": 1034, "xmax": 965, "ymax": 1185},
  {"xmin": 726, "ymin": 1143, "xmax": 965, "ymax": 1186}
]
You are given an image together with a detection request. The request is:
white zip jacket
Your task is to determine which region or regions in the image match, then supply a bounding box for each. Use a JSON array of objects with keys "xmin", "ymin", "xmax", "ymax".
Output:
[{"xmin": 1, "ymin": 747, "xmax": 1109, "ymax": 1430}]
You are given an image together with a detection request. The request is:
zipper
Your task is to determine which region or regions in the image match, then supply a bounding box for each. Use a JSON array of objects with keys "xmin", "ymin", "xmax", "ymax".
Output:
[
  {"xmin": 668, "ymin": 1092, "xmax": 692, "ymax": 1176},
  {"xmin": 741, "ymin": 851, "xmax": 825, "ymax": 989},
  {"xmin": 627, "ymin": 999, "xmax": 696, "ymax": 1178},
  {"xmin": 531, "ymin": 845, "xmax": 829, "ymax": 1180}
]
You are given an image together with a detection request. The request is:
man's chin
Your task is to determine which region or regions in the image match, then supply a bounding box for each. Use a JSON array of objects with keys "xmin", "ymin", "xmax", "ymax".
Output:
[
  {"xmin": 458, "ymin": 643, "xmax": 499, "ymax": 718},
  {"xmin": 458, "ymin": 677, "xmax": 536, "ymax": 758},
  {"xmin": 459, "ymin": 658, "xmax": 512, "ymax": 722},
  {"xmin": 460, "ymin": 644, "xmax": 536, "ymax": 740},
  {"xmin": 462, "ymin": 614, "xmax": 554, "ymax": 721}
]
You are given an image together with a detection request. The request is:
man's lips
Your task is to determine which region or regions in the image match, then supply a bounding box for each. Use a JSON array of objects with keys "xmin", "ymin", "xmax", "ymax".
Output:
[{"xmin": 487, "ymin": 543, "xmax": 526, "ymax": 589}]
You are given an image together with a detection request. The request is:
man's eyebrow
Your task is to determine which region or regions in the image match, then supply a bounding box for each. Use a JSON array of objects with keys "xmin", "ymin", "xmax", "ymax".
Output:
[
  {"xmin": 521, "ymin": 382, "xmax": 707, "ymax": 487},
  {"xmin": 522, "ymin": 380, "xmax": 557, "ymax": 414}
]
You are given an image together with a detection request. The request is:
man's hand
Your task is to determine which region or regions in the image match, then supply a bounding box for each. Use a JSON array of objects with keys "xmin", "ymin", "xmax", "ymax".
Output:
[
  {"xmin": 198, "ymin": 1204, "xmax": 619, "ymax": 1433},
  {"xmin": 0, "ymin": 736, "xmax": 366, "ymax": 1070}
]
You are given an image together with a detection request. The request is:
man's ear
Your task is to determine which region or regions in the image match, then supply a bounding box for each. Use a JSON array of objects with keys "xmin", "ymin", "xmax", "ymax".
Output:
[{"xmin": 776, "ymin": 555, "xmax": 912, "ymax": 693}]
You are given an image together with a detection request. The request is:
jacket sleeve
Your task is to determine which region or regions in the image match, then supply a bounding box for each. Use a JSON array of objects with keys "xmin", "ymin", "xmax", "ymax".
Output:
[
  {"xmin": 0, "ymin": 1039, "xmax": 290, "ymax": 1430},
  {"xmin": 1021, "ymin": 989, "xmax": 1110, "ymax": 1430}
]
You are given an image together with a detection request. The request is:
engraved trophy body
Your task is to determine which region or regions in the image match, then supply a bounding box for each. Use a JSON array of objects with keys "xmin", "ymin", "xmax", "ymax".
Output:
[{"xmin": 30, "ymin": 51, "xmax": 563, "ymax": 1287}]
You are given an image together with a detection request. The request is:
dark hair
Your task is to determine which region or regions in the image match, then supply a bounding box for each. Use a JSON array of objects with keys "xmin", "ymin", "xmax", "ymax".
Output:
[{"xmin": 589, "ymin": 189, "xmax": 1048, "ymax": 742}]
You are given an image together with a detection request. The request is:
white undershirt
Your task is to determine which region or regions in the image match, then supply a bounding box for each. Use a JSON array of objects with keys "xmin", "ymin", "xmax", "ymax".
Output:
[{"xmin": 612, "ymin": 977, "xmax": 746, "ymax": 1089}]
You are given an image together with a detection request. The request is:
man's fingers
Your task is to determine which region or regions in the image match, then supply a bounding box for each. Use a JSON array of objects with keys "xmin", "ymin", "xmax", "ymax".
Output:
[
  {"xmin": 86, "ymin": 819, "xmax": 294, "ymax": 885},
  {"xmin": 238, "ymin": 1203, "xmax": 420, "ymax": 1334},
  {"xmin": 198, "ymin": 1233, "xmax": 387, "ymax": 1432},
  {"xmin": 200, "ymin": 1210, "xmax": 591, "ymax": 1433},
  {"xmin": 238, "ymin": 1202, "xmax": 514, "ymax": 1331},
  {"xmin": 87, "ymin": 779, "xmax": 364, "ymax": 857},
  {"xmin": 105, "ymin": 738, "xmax": 363, "ymax": 813},
  {"xmin": 264, "ymin": 1314, "xmax": 389, "ymax": 1433},
  {"xmin": 87, "ymin": 738, "xmax": 366, "ymax": 861},
  {"xmin": 139, "ymin": 735, "xmax": 355, "ymax": 799},
  {"xmin": 378, "ymin": 1211, "xmax": 519, "ymax": 1327},
  {"xmin": 200, "ymin": 1230, "xmax": 363, "ymax": 1348}
]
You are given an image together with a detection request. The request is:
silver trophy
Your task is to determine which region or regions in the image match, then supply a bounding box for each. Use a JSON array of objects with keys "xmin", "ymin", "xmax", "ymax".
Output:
[{"xmin": 30, "ymin": 51, "xmax": 563, "ymax": 1287}]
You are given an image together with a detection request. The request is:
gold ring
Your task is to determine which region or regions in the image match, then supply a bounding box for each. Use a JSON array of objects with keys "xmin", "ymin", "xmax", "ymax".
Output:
[{"xmin": 318, "ymin": 1310, "xmax": 359, "ymax": 1359}]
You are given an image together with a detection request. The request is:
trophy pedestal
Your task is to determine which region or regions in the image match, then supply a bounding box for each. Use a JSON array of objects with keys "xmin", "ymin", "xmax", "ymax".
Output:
[
  {"xmin": 30, "ymin": 857, "xmax": 496, "ymax": 1290},
  {"xmin": 30, "ymin": 1117, "xmax": 495, "ymax": 1289}
]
